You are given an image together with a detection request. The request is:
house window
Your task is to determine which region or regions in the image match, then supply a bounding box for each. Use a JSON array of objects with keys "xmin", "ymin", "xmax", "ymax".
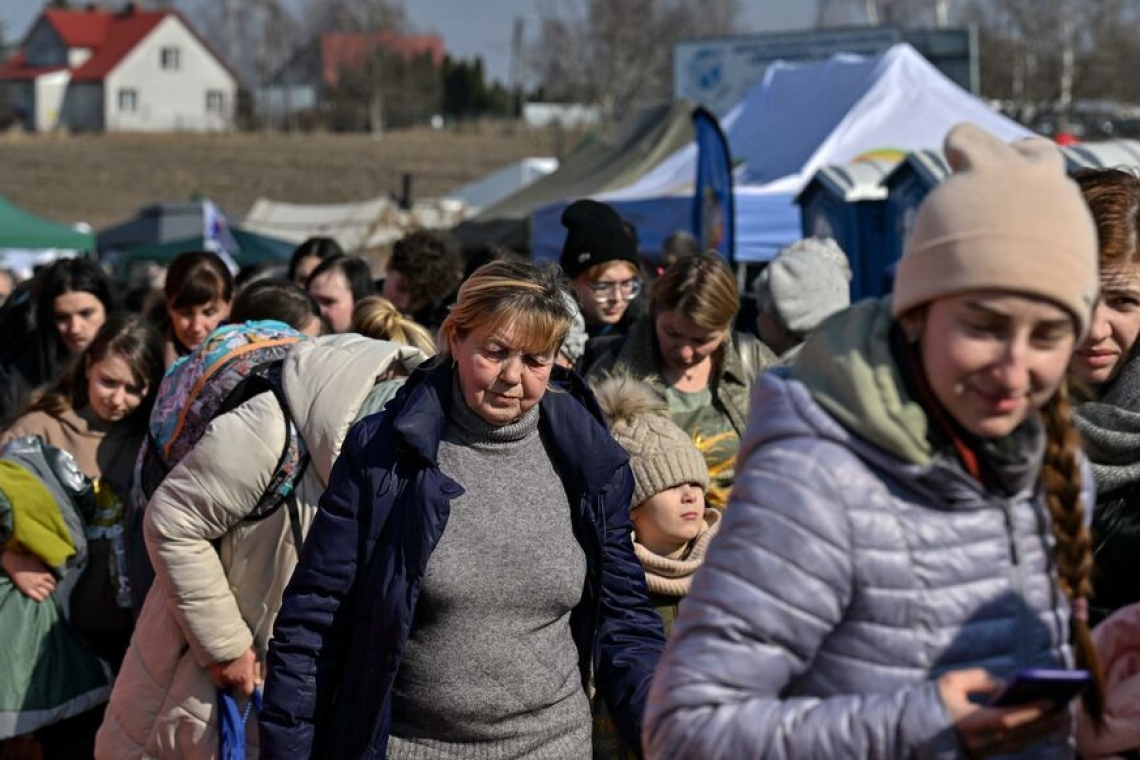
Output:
[
  {"xmin": 206, "ymin": 90, "xmax": 226, "ymax": 113},
  {"xmin": 161, "ymin": 47, "xmax": 180, "ymax": 70},
  {"xmin": 118, "ymin": 88, "xmax": 138, "ymax": 112}
]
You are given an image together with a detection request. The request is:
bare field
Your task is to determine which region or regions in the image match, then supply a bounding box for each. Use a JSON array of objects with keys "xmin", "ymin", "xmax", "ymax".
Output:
[{"xmin": 0, "ymin": 124, "xmax": 581, "ymax": 230}]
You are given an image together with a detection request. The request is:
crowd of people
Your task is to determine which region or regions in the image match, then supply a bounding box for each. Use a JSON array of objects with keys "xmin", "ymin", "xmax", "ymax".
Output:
[{"xmin": 2, "ymin": 120, "xmax": 1140, "ymax": 759}]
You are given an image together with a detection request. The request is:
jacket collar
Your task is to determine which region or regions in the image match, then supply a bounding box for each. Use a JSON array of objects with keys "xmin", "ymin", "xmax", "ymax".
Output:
[{"xmin": 393, "ymin": 362, "xmax": 628, "ymax": 496}]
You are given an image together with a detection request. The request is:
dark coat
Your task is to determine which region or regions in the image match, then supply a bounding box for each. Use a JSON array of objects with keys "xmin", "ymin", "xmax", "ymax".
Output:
[{"xmin": 259, "ymin": 362, "xmax": 665, "ymax": 759}]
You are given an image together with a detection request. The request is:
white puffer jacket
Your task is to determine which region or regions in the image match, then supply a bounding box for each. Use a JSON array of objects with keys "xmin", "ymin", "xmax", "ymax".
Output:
[{"xmin": 95, "ymin": 335, "xmax": 425, "ymax": 760}]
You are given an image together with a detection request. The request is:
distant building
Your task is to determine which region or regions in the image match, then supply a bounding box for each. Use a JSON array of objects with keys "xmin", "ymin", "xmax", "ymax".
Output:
[
  {"xmin": 257, "ymin": 31, "xmax": 444, "ymax": 128},
  {"xmin": 0, "ymin": 5, "xmax": 238, "ymax": 132},
  {"xmin": 522, "ymin": 103, "xmax": 602, "ymax": 129}
]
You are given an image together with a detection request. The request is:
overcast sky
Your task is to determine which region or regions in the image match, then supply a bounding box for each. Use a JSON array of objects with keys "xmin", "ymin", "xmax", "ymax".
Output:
[{"xmin": 0, "ymin": 1, "xmax": 816, "ymax": 85}]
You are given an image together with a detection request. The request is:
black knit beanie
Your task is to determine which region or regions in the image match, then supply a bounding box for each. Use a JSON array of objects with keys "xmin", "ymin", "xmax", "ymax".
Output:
[{"xmin": 559, "ymin": 199, "xmax": 639, "ymax": 279}]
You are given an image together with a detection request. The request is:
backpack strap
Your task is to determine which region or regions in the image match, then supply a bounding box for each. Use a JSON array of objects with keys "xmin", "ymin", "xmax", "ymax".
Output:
[{"xmin": 285, "ymin": 492, "xmax": 304, "ymax": 552}]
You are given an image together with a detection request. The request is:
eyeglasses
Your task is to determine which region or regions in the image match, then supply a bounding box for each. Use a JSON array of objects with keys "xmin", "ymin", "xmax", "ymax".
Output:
[{"xmin": 588, "ymin": 277, "xmax": 642, "ymax": 303}]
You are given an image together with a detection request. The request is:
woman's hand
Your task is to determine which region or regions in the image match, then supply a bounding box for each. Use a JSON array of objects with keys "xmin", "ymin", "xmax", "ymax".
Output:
[
  {"xmin": 0, "ymin": 549, "xmax": 57, "ymax": 602},
  {"xmin": 209, "ymin": 646, "xmax": 260, "ymax": 696},
  {"xmin": 939, "ymin": 668, "xmax": 1069, "ymax": 757}
]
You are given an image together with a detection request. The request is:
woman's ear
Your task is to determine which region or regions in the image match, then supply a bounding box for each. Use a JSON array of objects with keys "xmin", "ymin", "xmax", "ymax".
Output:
[{"xmin": 899, "ymin": 309, "xmax": 926, "ymax": 344}]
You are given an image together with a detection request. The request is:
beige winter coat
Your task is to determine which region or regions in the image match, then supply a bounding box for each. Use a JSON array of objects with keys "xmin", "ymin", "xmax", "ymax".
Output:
[{"xmin": 95, "ymin": 335, "xmax": 426, "ymax": 760}]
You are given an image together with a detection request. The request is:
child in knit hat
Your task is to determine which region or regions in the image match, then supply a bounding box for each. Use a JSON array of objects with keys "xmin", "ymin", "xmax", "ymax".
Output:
[
  {"xmin": 592, "ymin": 373, "xmax": 720, "ymax": 633},
  {"xmin": 591, "ymin": 372, "xmax": 721, "ymax": 760}
]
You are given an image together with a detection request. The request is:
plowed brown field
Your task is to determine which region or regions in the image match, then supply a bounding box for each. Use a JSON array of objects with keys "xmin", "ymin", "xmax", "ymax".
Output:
[{"xmin": 0, "ymin": 123, "xmax": 580, "ymax": 230}]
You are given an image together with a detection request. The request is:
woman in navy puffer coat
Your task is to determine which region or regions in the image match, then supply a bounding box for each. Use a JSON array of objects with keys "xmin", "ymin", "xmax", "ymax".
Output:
[
  {"xmin": 260, "ymin": 260, "xmax": 665, "ymax": 759},
  {"xmin": 644, "ymin": 124, "xmax": 1106, "ymax": 759}
]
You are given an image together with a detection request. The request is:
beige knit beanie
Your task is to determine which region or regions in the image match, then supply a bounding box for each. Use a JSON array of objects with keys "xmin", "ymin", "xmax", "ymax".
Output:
[
  {"xmin": 591, "ymin": 373, "xmax": 709, "ymax": 507},
  {"xmin": 891, "ymin": 122, "xmax": 1099, "ymax": 337}
]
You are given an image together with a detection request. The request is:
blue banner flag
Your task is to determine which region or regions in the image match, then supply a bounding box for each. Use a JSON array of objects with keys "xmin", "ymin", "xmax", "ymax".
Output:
[{"xmin": 691, "ymin": 106, "xmax": 735, "ymax": 265}]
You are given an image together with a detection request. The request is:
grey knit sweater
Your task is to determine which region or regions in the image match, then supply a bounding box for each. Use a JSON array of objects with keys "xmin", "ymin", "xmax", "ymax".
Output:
[{"xmin": 386, "ymin": 387, "xmax": 592, "ymax": 759}]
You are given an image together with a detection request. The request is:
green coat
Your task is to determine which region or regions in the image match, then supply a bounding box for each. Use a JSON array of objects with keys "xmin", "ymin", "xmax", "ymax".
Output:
[{"xmin": 0, "ymin": 437, "xmax": 111, "ymax": 740}]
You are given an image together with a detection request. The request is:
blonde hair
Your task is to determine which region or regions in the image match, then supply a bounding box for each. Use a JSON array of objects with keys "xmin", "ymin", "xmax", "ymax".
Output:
[
  {"xmin": 351, "ymin": 295, "xmax": 437, "ymax": 355},
  {"xmin": 439, "ymin": 259, "xmax": 572, "ymax": 360},
  {"xmin": 651, "ymin": 251, "xmax": 738, "ymax": 331}
]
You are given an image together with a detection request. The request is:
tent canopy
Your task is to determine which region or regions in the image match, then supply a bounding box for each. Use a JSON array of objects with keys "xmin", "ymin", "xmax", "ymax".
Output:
[
  {"xmin": 115, "ymin": 227, "xmax": 295, "ymax": 266},
  {"xmin": 0, "ymin": 194, "xmax": 95, "ymax": 253},
  {"xmin": 529, "ymin": 44, "xmax": 1032, "ymax": 263},
  {"xmin": 242, "ymin": 196, "xmax": 467, "ymax": 253},
  {"xmin": 452, "ymin": 100, "xmax": 698, "ymax": 250},
  {"xmin": 97, "ymin": 201, "xmax": 216, "ymax": 252},
  {"xmin": 445, "ymin": 158, "xmax": 558, "ymax": 215}
]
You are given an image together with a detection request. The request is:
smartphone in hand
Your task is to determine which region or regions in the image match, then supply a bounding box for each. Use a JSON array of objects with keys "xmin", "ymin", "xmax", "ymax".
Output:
[{"xmin": 988, "ymin": 669, "xmax": 1091, "ymax": 709}]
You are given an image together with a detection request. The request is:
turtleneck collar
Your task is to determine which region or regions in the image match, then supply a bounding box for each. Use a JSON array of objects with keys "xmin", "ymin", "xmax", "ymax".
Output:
[{"xmin": 447, "ymin": 378, "xmax": 541, "ymax": 447}]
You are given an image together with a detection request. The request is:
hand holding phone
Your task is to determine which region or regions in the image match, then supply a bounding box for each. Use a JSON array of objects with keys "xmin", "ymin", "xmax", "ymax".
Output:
[
  {"xmin": 940, "ymin": 668, "xmax": 1074, "ymax": 757},
  {"xmin": 988, "ymin": 668, "xmax": 1091, "ymax": 709}
]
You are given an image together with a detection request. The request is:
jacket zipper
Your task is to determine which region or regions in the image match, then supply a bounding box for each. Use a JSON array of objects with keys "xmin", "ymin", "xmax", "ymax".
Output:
[
  {"xmin": 587, "ymin": 490, "xmax": 606, "ymax": 682},
  {"xmin": 1001, "ymin": 498, "xmax": 1029, "ymax": 667}
]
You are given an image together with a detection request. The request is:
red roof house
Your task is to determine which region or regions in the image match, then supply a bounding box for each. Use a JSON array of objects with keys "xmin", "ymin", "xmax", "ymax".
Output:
[{"xmin": 0, "ymin": 5, "xmax": 237, "ymax": 132}]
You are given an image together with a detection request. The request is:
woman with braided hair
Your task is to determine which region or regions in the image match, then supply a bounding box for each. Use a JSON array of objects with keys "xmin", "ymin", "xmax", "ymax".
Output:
[{"xmin": 644, "ymin": 123, "xmax": 1103, "ymax": 759}]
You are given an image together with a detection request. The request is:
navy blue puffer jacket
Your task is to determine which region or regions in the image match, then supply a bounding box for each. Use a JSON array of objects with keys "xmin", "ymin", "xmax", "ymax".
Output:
[{"xmin": 259, "ymin": 362, "xmax": 665, "ymax": 759}]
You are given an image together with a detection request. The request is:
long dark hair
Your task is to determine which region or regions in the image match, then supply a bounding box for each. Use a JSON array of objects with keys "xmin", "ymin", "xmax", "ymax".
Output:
[
  {"xmin": 26, "ymin": 313, "xmax": 164, "ymax": 434},
  {"xmin": 33, "ymin": 257, "xmax": 119, "ymax": 380}
]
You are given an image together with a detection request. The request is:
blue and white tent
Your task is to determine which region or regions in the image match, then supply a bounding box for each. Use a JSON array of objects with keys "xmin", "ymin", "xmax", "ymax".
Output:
[{"xmin": 531, "ymin": 43, "xmax": 1032, "ymax": 264}]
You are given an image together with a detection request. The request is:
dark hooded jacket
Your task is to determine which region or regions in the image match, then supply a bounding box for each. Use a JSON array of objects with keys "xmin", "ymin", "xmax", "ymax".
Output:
[{"xmin": 259, "ymin": 361, "xmax": 665, "ymax": 759}]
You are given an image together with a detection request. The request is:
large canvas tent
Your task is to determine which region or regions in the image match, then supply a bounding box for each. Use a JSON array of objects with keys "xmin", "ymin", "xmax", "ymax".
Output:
[
  {"xmin": 451, "ymin": 100, "xmax": 698, "ymax": 251},
  {"xmin": 530, "ymin": 44, "xmax": 1032, "ymax": 263},
  {"xmin": 241, "ymin": 196, "xmax": 467, "ymax": 253}
]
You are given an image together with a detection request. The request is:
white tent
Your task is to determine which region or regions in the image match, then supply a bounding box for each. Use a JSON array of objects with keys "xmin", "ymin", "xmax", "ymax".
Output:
[
  {"xmin": 446, "ymin": 158, "xmax": 558, "ymax": 215},
  {"xmin": 531, "ymin": 44, "xmax": 1034, "ymax": 263},
  {"xmin": 242, "ymin": 196, "xmax": 467, "ymax": 253}
]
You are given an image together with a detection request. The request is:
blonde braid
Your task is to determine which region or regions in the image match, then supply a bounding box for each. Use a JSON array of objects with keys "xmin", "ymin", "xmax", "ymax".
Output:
[{"xmin": 1039, "ymin": 382, "xmax": 1104, "ymax": 724}]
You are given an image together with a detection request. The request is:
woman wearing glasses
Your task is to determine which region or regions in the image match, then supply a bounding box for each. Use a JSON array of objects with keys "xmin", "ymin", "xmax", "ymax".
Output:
[
  {"xmin": 559, "ymin": 199, "xmax": 645, "ymax": 341},
  {"xmin": 588, "ymin": 252, "xmax": 776, "ymax": 508}
]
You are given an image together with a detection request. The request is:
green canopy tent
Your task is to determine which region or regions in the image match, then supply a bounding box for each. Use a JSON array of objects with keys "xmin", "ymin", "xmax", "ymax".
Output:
[{"xmin": 0, "ymin": 195, "xmax": 95, "ymax": 254}]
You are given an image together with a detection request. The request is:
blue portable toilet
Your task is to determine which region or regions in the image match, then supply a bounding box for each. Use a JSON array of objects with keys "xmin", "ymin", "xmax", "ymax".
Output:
[
  {"xmin": 795, "ymin": 158, "xmax": 898, "ymax": 301},
  {"xmin": 881, "ymin": 149, "xmax": 950, "ymax": 287}
]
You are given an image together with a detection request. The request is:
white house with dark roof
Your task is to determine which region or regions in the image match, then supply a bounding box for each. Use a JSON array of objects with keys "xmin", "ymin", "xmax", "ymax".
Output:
[{"xmin": 0, "ymin": 4, "xmax": 237, "ymax": 132}]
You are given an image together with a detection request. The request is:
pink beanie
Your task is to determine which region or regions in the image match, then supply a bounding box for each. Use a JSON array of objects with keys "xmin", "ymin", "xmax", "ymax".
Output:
[{"xmin": 891, "ymin": 123, "xmax": 1099, "ymax": 337}]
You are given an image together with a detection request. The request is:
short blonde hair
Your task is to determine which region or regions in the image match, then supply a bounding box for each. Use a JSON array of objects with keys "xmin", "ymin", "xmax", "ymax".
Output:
[
  {"xmin": 351, "ymin": 295, "xmax": 437, "ymax": 355},
  {"xmin": 439, "ymin": 260, "xmax": 572, "ymax": 360}
]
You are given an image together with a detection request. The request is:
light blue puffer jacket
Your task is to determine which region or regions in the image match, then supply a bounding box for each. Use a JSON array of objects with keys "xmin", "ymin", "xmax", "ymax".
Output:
[{"xmin": 643, "ymin": 299, "xmax": 1085, "ymax": 759}]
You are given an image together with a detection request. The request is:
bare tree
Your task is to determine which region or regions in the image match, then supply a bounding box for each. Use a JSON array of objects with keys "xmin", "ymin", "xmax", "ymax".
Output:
[
  {"xmin": 301, "ymin": 0, "xmax": 407, "ymax": 34},
  {"xmin": 530, "ymin": 0, "xmax": 738, "ymax": 120}
]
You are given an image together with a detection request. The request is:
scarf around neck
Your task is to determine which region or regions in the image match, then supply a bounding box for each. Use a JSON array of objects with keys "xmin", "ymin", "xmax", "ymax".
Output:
[
  {"xmin": 633, "ymin": 508, "xmax": 721, "ymax": 597},
  {"xmin": 1074, "ymin": 350, "xmax": 1140, "ymax": 497}
]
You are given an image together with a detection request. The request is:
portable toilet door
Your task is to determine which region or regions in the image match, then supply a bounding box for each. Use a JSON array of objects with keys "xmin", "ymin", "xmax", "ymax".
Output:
[
  {"xmin": 881, "ymin": 150, "xmax": 951, "ymax": 288},
  {"xmin": 795, "ymin": 158, "xmax": 897, "ymax": 301}
]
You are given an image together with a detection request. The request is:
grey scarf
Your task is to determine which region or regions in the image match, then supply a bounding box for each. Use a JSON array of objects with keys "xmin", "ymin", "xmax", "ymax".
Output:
[{"xmin": 1074, "ymin": 353, "xmax": 1140, "ymax": 497}]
